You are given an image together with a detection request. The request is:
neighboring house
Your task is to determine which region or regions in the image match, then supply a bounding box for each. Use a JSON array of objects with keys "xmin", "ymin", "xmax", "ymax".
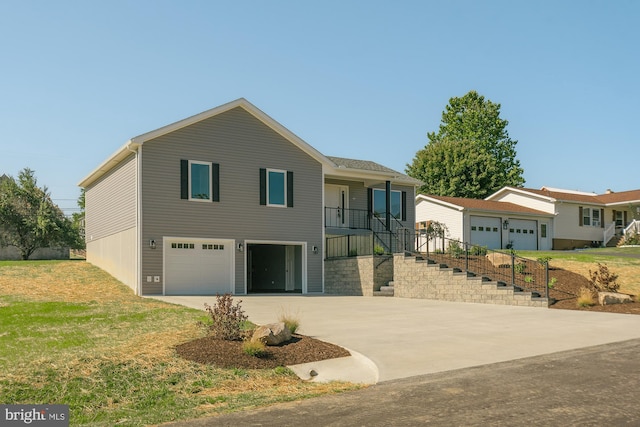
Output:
[
  {"xmin": 78, "ymin": 98, "xmax": 420, "ymax": 296},
  {"xmin": 416, "ymin": 186, "xmax": 640, "ymax": 251},
  {"xmin": 415, "ymin": 194, "xmax": 555, "ymax": 251},
  {"xmin": 487, "ymin": 187, "xmax": 640, "ymax": 249}
]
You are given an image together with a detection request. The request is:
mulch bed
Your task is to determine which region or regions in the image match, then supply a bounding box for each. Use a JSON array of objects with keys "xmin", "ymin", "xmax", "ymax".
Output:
[{"xmin": 175, "ymin": 333, "xmax": 350, "ymax": 369}]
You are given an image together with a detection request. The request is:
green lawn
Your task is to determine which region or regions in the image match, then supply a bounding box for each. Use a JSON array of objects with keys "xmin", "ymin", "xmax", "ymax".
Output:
[
  {"xmin": 515, "ymin": 247, "xmax": 640, "ymax": 294},
  {"xmin": 0, "ymin": 261, "xmax": 358, "ymax": 426}
]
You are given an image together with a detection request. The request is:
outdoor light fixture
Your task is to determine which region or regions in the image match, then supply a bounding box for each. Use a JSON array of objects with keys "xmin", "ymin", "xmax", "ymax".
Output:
[
  {"xmin": 149, "ymin": 239, "xmax": 156, "ymax": 249},
  {"xmin": 312, "ymin": 245, "xmax": 319, "ymax": 254},
  {"xmin": 237, "ymin": 243, "xmax": 244, "ymax": 252},
  {"xmin": 503, "ymin": 220, "xmax": 509, "ymax": 230}
]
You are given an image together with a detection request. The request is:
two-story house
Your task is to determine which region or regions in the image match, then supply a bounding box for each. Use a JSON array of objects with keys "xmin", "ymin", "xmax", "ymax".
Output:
[{"xmin": 79, "ymin": 98, "xmax": 420, "ymax": 296}]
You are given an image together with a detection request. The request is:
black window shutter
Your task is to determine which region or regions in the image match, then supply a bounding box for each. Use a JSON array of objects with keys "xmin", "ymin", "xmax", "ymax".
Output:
[
  {"xmin": 579, "ymin": 206, "xmax": 583, "ymax": 226},
  {"xmin": 287, "ymin": 171, "xmax": 294, "ymax": 207},
  {"xmin": 367, "ymin": 188, "xmax": 373, "ymax": 213},
  {"xmin": 180, "ymin": 159, "xmax": 188, "ymax": 199},
  {"xmin": 259, "ymin": 168, "xmax": 267, "ymax": 205},
  {"xmin": 401, "ymin": 191, "xmax": 407, "ymax": 221},
  {"xmin": 212, "ymin": 163, "xmax": 220, "ymax": 202},
  {"xmin": 600, "ymin": 209, "xmax": 604, "ymax": 228}
]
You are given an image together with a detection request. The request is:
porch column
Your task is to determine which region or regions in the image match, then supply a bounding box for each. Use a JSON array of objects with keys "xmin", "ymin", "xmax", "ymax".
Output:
[{"xmin": 385, "ymin": 180, "xmax": 391, "ymax": 231}]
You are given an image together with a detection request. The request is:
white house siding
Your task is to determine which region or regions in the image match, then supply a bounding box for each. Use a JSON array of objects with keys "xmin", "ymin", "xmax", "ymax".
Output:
[
  {"xmin": 139, "ymin": 107, "xmax": 323, "ymax": 295},
  {"xmin": 84, "ymin": 154, "xmax": 138, "ymax": 292},
  {"xmin": 416, "ymin": 200, "xmax": 464, "ymax": 242},
  {"xmin": 490, "ymin": 192, "xmax": 556, "ymax": 214},
  {"xmin": 554, "ymin": 202, "xmax": 604, "ymax": 242}
]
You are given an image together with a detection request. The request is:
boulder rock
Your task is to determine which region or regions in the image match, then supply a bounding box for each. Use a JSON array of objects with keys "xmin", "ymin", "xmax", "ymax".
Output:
[
  {"xmin": 486, "ymin": 252, "xmax": 512, "ymax": 268},
  {"xmin": 251, "ymin": 322, "xmax": 292, "ymax": 346},
  {"xmin": 598, "ymin": 292, "xmax": 633, "ymax": 305}
]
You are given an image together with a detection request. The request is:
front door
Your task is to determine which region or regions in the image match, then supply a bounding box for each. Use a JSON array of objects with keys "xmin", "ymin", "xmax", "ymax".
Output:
[{"xmin": 325, "ymin": 184, "xmax": 349, "ymax": 227}]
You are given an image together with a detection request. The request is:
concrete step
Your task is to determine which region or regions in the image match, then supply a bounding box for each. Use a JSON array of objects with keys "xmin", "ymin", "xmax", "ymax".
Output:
[{"xmin": 373, "ymin": 290, "xmax": 394, "ymax": 297}]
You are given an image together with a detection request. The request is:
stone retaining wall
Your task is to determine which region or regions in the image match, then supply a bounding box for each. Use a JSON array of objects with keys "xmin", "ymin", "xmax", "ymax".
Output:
[
  {"xmin": 325, "ymin": 255, "xmax": 393, "ymax": 296},
  {"xmin": 393, "ymin": 254, "xmax": 548, "ymax": 308}
]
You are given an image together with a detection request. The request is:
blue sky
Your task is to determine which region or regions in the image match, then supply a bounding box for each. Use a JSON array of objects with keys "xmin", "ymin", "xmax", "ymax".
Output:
[{"xmin": 1, "ymin": 1, "xmax": 638, "ymax": 215}]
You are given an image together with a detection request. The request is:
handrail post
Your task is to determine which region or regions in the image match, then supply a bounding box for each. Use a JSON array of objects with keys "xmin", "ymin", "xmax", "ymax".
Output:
[
  {"xmin": 465, "ymin": 242, "xmax": 469, "ymax": 271},
  {"xmin": 511, "ymin": 252, "xmax": 516, "ymax": 286},
  {"xmin": 545, "ymin": 261, "xmax": 549, "ymax": 300}
]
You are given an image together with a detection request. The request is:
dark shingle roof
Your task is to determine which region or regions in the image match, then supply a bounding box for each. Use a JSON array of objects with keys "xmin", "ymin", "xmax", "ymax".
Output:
[{"xmin": 326, "ymin": 156, "xmax": 401, "ymax": 174}]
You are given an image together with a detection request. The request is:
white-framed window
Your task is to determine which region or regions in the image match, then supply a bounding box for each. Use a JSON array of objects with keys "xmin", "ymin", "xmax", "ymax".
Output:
[
  {"xmin": 592, "ymin": 209, "xmax": 600, "ymax": 227},
  {"xmin": 615, "ymin": 211, "xmax": 624, "ymax": 227},
  {"xmin": 180, "ymin": 159, "xmax": 219, "ymax": 202},
  {"xmin": 582, "ymin": 208, "xmax": 591, "ymax": 226},
  {"xmin": 267, "ymin": 169, "xmax": 286, "ymax": 207},
  {"xmin": 189, "ymin": 161, "xmax": 212, "ymax": 201},
  {"xmin": 373, "ymin": 189, "xmax": 402, "ymax": 219}
]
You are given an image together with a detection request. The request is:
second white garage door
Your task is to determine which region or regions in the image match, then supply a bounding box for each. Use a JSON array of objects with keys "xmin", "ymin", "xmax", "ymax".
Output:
[
  {"xmin": 470, "ymin": 216, "xmax": 502, "ymax": 249},
  {"xmin": 508, "ymin": 219, "xmax": 538, "ymax": 250},
  {"xmin": 164, "ymin": 238, "xmax": 234, "ymax": 295}
]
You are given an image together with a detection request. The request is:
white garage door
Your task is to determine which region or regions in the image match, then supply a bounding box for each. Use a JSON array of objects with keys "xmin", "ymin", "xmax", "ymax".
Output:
[
  {"xmin": 165, "ymin": 238, "xmax": 234, "ymax": 295},
  {"xmin": 508, "ymin": 219, "xmax": 537, "ymax": 250},
  {"xmin": 470, "ymin": 216, "xmax": 502, "ymax": 249}
]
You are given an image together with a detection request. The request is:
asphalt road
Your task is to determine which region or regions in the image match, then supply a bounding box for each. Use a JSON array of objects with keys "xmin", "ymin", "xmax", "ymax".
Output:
[{"xmin": 164, "ymin": 338, "xmax": 640, "ymax": 427}]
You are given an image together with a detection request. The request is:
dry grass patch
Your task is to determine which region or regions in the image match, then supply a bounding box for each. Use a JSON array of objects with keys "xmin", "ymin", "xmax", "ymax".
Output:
[
  {"xmin": 549, "ymin": 259, "xmax": 640, "ymax": 295},
  {"xmin": 0, "ymin": 261, "xmax": 360, "ymax": 426}
]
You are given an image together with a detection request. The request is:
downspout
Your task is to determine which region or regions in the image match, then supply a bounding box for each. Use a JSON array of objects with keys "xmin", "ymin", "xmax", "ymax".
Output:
[{"xmin": 126, "ymin": 142, "xmax": 142, "ymax": 296}]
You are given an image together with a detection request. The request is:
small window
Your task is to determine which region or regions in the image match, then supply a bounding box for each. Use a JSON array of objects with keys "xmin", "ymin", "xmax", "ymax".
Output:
[
  {"xmin": 172, "ymin": 243, "xmax": 177, "ymax": 249},
  {"xmin": 583, "ymin": 208, "xmax": 591, "ymax": 226},
  {"xmin": 529, "ymin": 229, "xmax": 534, "ymax": 234},
  {"xmin": 471, "ymin": 226, "xmax": 477, "ymax": 231},
  {"xmin": 492, "ymin": 227, "xmax": 498, "ymax": 232},
  {"xmin": 509, "ymin": 228, "xmax": 514, "ymax": 233},
  {"xmin": 181, "ymin": 160, "xmax": 219, "ymax": 202},
  {"xmin": 615, "ymin": 211, "xmax": 623, "ymax": 227},
  {"xmin": 268, "ymin": 169, "xmax": 286, "ymax": 206},
  {"xmin": 219, "ymin": 244, "xmax": 224, "ymax": 250},
  {"xmin": 541, "ymin": 224, "xmax": 547, "ymax": 238},
  {"xmin": 516, "ymin": 229, "xmax": 521, "ymax": 233},
  {"xmin": 479, "ymin": 226, "xmax": 484, "ymax": 231},
  {"xmin": 592, "ymin": 209, "xmax": 600, "ymax": 227}
]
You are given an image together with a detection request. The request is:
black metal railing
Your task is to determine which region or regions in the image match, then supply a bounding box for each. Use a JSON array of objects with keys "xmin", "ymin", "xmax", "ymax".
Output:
[
  {"xmin": 413, "ymin": 231, "xmax": 549, "ymax": 298},
  {"xmin": 326, "ymin": 228, "xmax": 550, "ymax": 298},
  {"xmin": 324, "ymin": 207, "xmax": 371, "ymax": 229}
]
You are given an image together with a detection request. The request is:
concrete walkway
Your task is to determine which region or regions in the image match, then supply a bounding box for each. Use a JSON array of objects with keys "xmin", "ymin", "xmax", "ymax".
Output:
[{"xmin": 152, "ymin": 295, "xmax": 640, "ymax": 383}]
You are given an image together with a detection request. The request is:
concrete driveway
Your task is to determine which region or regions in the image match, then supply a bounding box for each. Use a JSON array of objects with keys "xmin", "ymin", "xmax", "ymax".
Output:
[{"xmin": 152, "ymin": 295, "xmax": 640, "ymax": 383}]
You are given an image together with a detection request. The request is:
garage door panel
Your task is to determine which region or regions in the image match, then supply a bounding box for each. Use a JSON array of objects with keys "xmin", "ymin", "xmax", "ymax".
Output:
[
  {"xmin": 508, "ymin": 220, "xmax": 537, "ymax": 250},
  {"xmin": 165, "ymin": 239, "xmax": 233, "ymax": 295},
  {"xmin": 470, "ymin": 216, "xmax": 501, "ymax": 249}
]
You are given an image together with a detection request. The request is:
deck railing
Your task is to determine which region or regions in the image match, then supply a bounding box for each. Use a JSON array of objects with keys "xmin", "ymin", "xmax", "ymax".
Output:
[
  {"xmin": 603, "ymin": 222, "xmax": 616, "ymax": 246},
  {"xmin": 624, "ymin": 220, "xmax": 640, "ymax": 239}
]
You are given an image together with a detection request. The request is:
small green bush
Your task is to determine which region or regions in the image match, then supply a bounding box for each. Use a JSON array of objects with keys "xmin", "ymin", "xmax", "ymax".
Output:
[
  {"xmin": 200, "ymin": 294, "xmax": 248, "ymax": 341},
  {"xmin": 470, "ymin": 245, "xmax": 487, "ymax": 256},
  {"xmin": 373, "ymin": 245, "xmax": 385, "ymax": 255},
  {"xmin": 537, "ymin": 256, "xmax": 552, "ymax": 265},
  {"xmin": 514, "ymin": 262, "xmax": 527, "ymax": 275},
  {"xmin": 242, "ymin": 339, "xmax": 267, "ymax": 357},
  {"xmin": 447, "ymin": 241, "xmax": 464, "ymax": 259},
  {"xmin": 548, "ymin": 277, "xmax": 558, "ymax": 289}
]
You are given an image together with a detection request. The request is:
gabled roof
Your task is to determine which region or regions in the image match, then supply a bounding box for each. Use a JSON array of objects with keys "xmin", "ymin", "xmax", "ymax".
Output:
[
  {"xmin": 79, "ymin": 98, "xmax": 421, "ymax": 188},
  {"xmin": 417, "ymin": 194, "xmax": 552, "ymax": 217},
  {"xmin": 489, "ymin": 186, "xmax": 640, "ymax": 207}
]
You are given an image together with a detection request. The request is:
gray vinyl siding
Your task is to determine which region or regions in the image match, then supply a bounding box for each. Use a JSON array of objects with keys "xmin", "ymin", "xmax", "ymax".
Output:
[
  {"xmin": 140, "ymin": 107, "xmax": 323, "ymax": 295},
  {"xmin": 84, "ymin": 154, "xmax": 137, "ymax": 241},
  {"xmin": 324, "ymin": 178, "xmax": 368, "ymax": 211}
]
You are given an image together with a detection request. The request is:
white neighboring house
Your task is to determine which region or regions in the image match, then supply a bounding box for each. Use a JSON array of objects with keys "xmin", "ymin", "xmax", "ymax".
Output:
[
  {"xmin": 415, "ymin": 194, "xmax": 554, "ymax": 251},
  {"xmin": 487, "ymin": 186, "xmax": 640, "ymax": 249}
]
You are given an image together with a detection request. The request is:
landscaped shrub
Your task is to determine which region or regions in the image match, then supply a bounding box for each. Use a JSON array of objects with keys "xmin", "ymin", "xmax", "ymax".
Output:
[
  {"xmin": 619, "ymin": 231, "xmax": 640, "ymax": 246},
  {"xmin": 373, "ymin": 245, "xmax": 385, "ymax": 255},
  {"xmin": 537, "ymin": 256, "xmax": 552, "ymax": 266},
  {"xmin": 514, "ymin": 262, "xmax": 527, "ymax": 275},
  {"xmin": 200, "ymin": 294, "xmax": 248, "ymax": 341},
  {"xmin": 589, "ymin": 263, "xmax": 620, "ymax": 292},
  {"xmin": 470, "ymin": 245, "xmax": 487, "ymax": 256},
  {"xmin": 577, "ymin": 287, "xmax": 595, "ymax": 307},
  {"xmin": 447, "ymin": 241, "xmax": 464, "ymax": 259},
  {"xmin": 242, "ymin": 339, "xmax": 267, "ymax": 357},
  {"xmin": 547, "ymin": 277, "xmax": 558, "ymax": 289}
]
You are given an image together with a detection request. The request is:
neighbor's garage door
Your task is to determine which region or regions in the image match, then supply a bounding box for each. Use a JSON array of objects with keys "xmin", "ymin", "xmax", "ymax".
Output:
[
  {"xmin": 508, "ymin": 219, "xmax": 537, "ymax": 250},
  {"xmin": 470, "ymin": 216, "xmax": 501, "ymax": 249},
  {"xmin": 165, "ymin": 239, "xmax": 233, "ymax": 295}
]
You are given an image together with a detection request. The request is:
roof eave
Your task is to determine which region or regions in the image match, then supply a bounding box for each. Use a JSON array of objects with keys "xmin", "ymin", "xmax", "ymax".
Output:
[{"xmin": 78, "ymin": 141, "xmax": 141, "ymax": 188}]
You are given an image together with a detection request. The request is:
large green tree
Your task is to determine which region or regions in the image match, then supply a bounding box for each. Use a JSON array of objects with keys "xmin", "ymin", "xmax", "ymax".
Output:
[
  {"xmin": 0, "ymin": 168, "xmax": 83, "ymax": 260},
  {"xmin": 407, "ymin": 90, "xmax": 525, "ymax": 198}
]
